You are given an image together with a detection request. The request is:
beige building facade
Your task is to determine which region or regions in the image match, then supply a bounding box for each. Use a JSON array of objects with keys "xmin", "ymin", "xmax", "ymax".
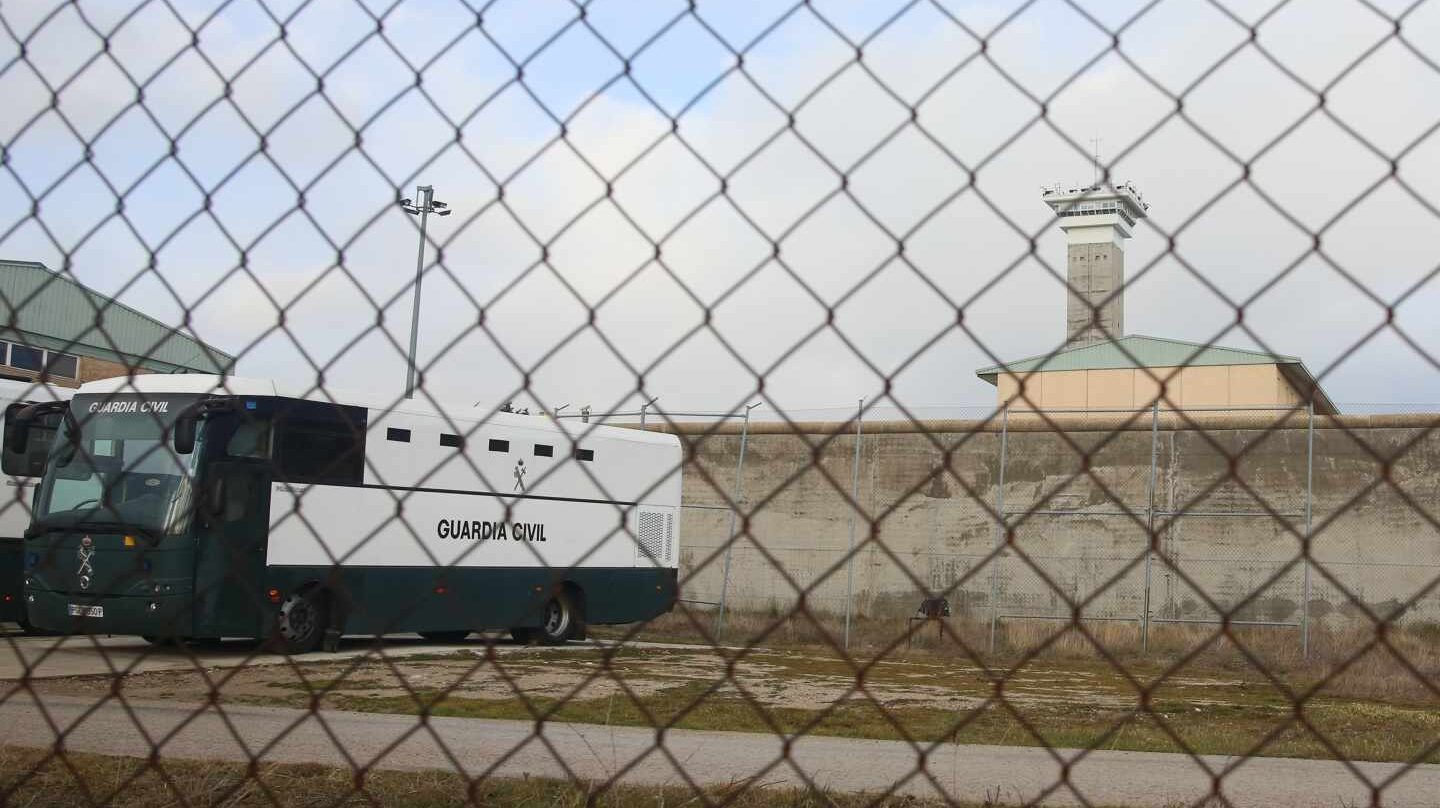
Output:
[
  {"xmin": 995, "ymin": 363, "xmax": 1307, "ymax": 411},
  {"xmin": 978, "ymin": 335, "xmax": 1336, "ymax": 415},
  {"xmin": 0, "ymin": 349, "xmax": 152, "ymax": 390}
]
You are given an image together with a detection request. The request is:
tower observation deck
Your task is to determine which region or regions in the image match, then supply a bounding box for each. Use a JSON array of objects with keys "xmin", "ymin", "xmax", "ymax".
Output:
[{"xmin": 1042, "ymin": 182, "xmax": 1149, "ymax": 348}]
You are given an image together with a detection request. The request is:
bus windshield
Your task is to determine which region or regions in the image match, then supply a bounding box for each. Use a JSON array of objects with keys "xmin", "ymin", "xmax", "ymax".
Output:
[{"xmin": 32, "ymin": 393, "xmax": 206, "ymax": 537}]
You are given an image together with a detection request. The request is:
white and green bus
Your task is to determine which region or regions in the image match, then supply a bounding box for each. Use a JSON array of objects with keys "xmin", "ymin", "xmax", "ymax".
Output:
[
  {"xmin": 0, "ymin": 379, "xmax": 72, "ymax": 631},
  {"xmin": 12, "ymin": 375, "xmax": 681, "ymax": 652}
]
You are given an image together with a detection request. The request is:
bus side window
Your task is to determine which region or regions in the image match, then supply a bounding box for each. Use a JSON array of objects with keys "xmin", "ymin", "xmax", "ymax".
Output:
[
  {"xmin": 275, "ymin": 419, "xmax": 364, "ymax": 485},
  {"xmin": 227, "ymin": 419, "xmax": 272, "ymax": 460},
  {"xmin": 2, "ymin": 402, "xmax": 60, "ymax": 477}
]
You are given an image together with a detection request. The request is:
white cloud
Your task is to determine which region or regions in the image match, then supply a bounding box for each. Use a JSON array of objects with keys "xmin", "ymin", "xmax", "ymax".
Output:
[{"xmin": 1, "ymin": 0, "xmax": 1439, "ymax": 420}]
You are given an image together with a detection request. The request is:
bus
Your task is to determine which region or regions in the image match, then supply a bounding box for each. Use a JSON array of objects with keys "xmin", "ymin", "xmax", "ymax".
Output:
[
  {"xmin": 0, "ymin": 379, "xmax": 72, "ymax": 632},
  {"xmin": 12, "ymin": 375, "xmax": 681, "ymax": 652}
]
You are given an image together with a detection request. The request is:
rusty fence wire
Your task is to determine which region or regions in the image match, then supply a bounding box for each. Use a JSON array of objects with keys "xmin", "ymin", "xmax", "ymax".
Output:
[{"xmin": 2, "ymin": 0, "xmax": 1440, "ymax": 806}]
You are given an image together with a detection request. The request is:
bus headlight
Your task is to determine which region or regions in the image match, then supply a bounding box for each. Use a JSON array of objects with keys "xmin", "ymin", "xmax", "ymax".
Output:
[{"xmin": 147, "ymin": 601, "xmax": 159, "ymax": 612}]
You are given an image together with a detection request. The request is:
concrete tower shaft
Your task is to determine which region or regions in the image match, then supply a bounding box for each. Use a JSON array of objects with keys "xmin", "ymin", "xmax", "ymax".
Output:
[{"xmin": 1042, "ymin": 183, "xmax": 1148, "ymax": 348}]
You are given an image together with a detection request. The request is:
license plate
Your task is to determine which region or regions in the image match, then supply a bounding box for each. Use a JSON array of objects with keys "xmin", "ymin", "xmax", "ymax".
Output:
[{"xmin": 67, "ymin": 604, "xmax": 103, "ymax": 618}]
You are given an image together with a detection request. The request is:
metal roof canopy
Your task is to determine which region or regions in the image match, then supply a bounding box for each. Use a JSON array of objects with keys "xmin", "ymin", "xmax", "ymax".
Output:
[
  {"xmin": 0, "ymin": 259, "xmax": 234, "ymax": 374},
  {"xmin": 976, "ymin": 334, "xmax": 1337, "ymax": 415}
]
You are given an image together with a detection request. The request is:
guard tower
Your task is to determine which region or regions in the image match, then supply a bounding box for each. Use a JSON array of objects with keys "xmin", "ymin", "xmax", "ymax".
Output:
[{"xmin": 1041, "ymin": 182, "xmax": 1148, "ymax": 348}]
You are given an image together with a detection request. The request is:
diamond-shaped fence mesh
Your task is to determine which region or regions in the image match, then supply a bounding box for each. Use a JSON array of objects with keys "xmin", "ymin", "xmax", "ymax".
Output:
[{"xmin": 1, "ymin": 0, "xmax": 1439, "ymax": 805}]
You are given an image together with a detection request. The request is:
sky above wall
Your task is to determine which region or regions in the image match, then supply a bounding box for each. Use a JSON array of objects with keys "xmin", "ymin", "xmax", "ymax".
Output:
[{"xmin": 2, "ymin": 0, "xmax": 1439, "ymax": 420}]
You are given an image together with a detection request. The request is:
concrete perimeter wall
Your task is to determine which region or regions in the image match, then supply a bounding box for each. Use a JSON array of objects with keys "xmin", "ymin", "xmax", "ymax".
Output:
[{"xmin": 657, "ymin": 412, "xmax": 1440, "ymax": 627}]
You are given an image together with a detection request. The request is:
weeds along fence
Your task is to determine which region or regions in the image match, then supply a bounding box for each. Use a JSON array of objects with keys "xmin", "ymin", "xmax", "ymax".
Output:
[{"xmin": 3, "ymin": 0, "xmax": 1440, "ymax": 806}]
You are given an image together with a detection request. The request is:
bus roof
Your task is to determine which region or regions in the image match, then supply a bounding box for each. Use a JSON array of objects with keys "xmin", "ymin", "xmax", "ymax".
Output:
[{"xmin": 73, "ymin": 374, "xmax": 679, "ymax": 447}]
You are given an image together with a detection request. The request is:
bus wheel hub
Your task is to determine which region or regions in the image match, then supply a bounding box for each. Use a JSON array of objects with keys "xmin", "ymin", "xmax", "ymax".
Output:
[{"xmin": 278, "ymin": 594, "xmax": 315, "ymax": 640}]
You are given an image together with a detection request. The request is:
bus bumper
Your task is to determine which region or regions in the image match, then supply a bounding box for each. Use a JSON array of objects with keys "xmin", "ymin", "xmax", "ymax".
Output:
[{"xmin": 25, "ymin": 588, "xmax": 192, "ymax": 638}]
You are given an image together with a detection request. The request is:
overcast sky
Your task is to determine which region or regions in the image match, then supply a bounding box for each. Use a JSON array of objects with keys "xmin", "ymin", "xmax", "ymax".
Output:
[{"xmin": 2, "ymin": 0, "xmax": 1439, "ymax": 420}]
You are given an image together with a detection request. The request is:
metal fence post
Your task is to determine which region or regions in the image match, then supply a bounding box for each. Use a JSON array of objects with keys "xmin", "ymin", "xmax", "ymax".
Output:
[
  {"xmin": 716, "ymin": 404, "xmax": 756, "ymax": 641},
  {"xmin": 844, "ymin": 398, "xmax": 865, "ymax": 650},
  {"xmin": 988, "ymin": 405, "xmax": 1010, "ymax": 654},
  {"xmin": 1142, "ymin": 401, "xmax": 1159, "ymax": 653},
  {"xmin": 1302, "ymin": 401, "xmax": 1314, "ymax": 659}
]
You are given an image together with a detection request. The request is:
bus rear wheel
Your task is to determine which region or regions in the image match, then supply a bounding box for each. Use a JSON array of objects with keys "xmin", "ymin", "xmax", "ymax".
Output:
[
  {"xmin": 274, "ymin": 588, "xmax": 327, "ymax": 654},
  {"xmin": 537, "ymin": 592, "xmax": 583, "ymax": 645}
]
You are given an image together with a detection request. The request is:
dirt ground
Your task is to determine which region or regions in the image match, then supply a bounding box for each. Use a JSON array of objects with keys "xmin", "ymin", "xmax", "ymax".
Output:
[
  {"xmin": 23, "ymin": 644, "xmax": 1238, "ymax": 715},
  {"xmin": 18, "ymin": 641, "xmax": 1440, "ymax": 765}
]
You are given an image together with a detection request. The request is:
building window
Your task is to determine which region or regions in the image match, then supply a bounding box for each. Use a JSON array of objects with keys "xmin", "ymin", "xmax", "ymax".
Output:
[
  {"xmin": 575, "ymin": 448, "xmax": 594, "ymax": 462},
  {"xmin": 45, "ymin": 353, "xmax": 77, "ymax": 379},
  {"xmin": 440, "ymin": 433, "xmax": 463, "ymax": 449},
  {"xmin": 487, "ymin": 438, "xmax": 508, "ymax": 452},
  {"xmin": 0, "ymin": 342, "xmax": 78, "ymax": 379},
  {"xmin": 386, "ymin": 427, "xmax": 411, "ymax": 443},
  {"xmin": 9, "ymin": 345, "xmax": 42, "ymax": 372},
  {"xmin": 533, "ymin": 444, "xmax": 553, "ymax": 457}
]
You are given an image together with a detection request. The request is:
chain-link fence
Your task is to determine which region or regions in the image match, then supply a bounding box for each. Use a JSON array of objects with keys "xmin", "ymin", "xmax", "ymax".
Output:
[{"xmin": 2, "ymin": 0, "xmax": 1440, "ymax": 805}]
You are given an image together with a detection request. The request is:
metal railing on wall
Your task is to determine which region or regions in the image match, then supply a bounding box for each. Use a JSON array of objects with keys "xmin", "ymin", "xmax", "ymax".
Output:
[
  {"xmin": 987, "ymin": 402, "xmax": 1318, "ymax": 655},
  {"xmin": 558, "ymin": 403, "xmax": 764, "ymax": 639}
]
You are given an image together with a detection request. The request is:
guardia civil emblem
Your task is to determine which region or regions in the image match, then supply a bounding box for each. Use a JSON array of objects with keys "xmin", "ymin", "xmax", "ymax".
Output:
[{"xmin": 76, "ymin": 535, "xmax": 94, "ymax": 591}]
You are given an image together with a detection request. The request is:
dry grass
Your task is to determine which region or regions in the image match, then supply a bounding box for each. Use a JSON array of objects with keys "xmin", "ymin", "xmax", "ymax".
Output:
[
  {"xmin": 604, "ymin": 607, "xmax": 1440, "ymax": 705},
  {"xmin": 0, "ymin": 746, "xmax": 1155, "ymax": 807}
]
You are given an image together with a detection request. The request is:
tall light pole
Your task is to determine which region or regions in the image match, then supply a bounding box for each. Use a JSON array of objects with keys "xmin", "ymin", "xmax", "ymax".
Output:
[{"xmin": 399, "ymin": 185, "xmax": 451, "ymax": 398}]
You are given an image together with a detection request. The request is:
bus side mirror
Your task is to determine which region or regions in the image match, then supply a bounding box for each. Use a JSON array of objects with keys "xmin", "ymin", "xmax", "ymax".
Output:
[
  {"xmin": 5, "ymin": 406, "xmax": 36, "ymax": 455},
  {"xmin": 174, "ymin": 413, "xmax": 197, "ymax": 455},
  {"xmin": 5, "ymin": 421, "xmax": 29, "ymax": 455}
]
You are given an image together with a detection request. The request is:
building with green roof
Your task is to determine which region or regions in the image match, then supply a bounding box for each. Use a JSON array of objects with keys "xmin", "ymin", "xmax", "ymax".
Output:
[
  {"xmin": 0, "ymin": 259, "xmax": 233, "ymax": 387},
  {"xmin": 976, "ymin": 334, "xmax": 1337, "ymax": 414}
]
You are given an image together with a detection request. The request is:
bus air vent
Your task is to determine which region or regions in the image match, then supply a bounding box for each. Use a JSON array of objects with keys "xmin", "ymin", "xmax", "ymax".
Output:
[
  {"xmin": 664, "ymin": 512, "xmax": 674, "ymax": 564},
  {"xmin": 637, "ymin": 510, "xmax": 666, "ymax": 565}
]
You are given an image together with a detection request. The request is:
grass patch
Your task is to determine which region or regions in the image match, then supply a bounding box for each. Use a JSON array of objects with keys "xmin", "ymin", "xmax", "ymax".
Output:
[
  {"xmin": 243, "ymin": 672, "xmax": 1440, "ymax": 765},
  {"xmin": 0, "ymin": 746, "xmax": 1137, "ymax": 807}
]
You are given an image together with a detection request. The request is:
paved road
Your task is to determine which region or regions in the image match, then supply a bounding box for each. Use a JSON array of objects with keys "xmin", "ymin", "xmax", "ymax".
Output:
[
  {"xmin": 0, "ymin": 632, "xmax": 690, "ymax": 680},
  {"xmin": 1, "ymin": 694, "xmax": 1436, "ymax": 807}
]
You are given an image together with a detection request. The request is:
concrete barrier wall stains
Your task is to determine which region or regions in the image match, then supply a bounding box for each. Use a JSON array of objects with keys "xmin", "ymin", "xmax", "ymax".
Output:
[{"xmin": 661, "ymin": 414, "xmax": 1440, "ymax": 626}]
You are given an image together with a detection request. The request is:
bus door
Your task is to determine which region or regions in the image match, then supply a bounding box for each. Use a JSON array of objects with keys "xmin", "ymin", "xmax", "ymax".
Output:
[{"xmin": 193, "ymin": 415, "xmax": 273, "ymax": 638}]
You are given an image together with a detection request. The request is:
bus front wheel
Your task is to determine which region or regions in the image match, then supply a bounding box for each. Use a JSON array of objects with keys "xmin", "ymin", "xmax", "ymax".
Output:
[{"xmin": 274, "ymin": 588, "xmax": 327, "ymax": 654}]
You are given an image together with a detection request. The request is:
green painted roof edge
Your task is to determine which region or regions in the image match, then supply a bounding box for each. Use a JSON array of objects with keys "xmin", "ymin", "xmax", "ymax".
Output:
[
  {"xmin": 976, "ymin": 334, "xmax": 1299, "ymax": 378},
  {"xmin": 0, "ymin": 259, "xmax": 235, "ymax": 373}
]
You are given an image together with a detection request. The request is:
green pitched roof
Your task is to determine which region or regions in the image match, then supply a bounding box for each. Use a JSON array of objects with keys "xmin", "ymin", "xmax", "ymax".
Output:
[
  {"xmin": 0, "ymin": 260, "xmax": 234, "ymax": 374},
  {"xmin": 977, "ymin": 335, "xmax": 1336, "ymax": 414}
]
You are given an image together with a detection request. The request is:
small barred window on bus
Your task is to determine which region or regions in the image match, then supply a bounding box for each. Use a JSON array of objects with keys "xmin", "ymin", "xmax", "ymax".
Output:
[
  {"xmin": 487, "ymin": 438, "xmax": 508, "ymax": 452},
  {"xmin": 386, "ymin": 427, "xmax": 410, "ymax": 442},
  {"xmin": 440, "ymin": 433, "xmax": 464, "ymax": 449},
  {"xmin": 533, "ymin": 444, "xmax": 553, "ymax": 457},
  {"xmin": 575, "ymin": 448, "xmax": 594, "ymax": 462}
]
